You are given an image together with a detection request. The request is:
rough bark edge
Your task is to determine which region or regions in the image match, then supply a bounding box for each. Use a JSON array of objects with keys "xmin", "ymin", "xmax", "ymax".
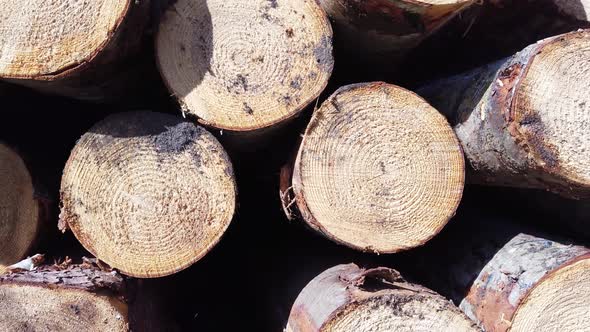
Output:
[{"xmin": 154, "ymin": 0, "xmax": 334, "ymax": 133}]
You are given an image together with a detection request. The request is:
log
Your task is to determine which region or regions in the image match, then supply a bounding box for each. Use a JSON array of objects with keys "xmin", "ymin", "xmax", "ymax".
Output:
[
  {"xmin": 155, "ymin": 0, "xmax": 334, "ymax": 132},
  {"xmin": 59, "ymin": 111, "xmax": 237, "ymax": 278},
  {"xmin": 318, "ymin": 0, "xmax": 473, "ymax": 65},
  {"xmin": 280, "ymin": 82, "xmax": 464, "ymax": 253},
  {"xmin": 0, "ymin": 0, "xmax": 150, "ymax": 101},
  {"xmin": 406, "ymin": 214, "xmax": 590, "ymax": 332},
  {"xmin": 286, "ymin": 264, "xmax": 478, "ymax": 331},
  {"xmin": 0, "ymin": 261, "xmax": 167, "ymax": 331},
  {"xmin": 417, "ymin": 29, "xmax": 590, "ymax": 199},
  {"xmin": 0, "ymin": 143, "xmax": 49, "ymax": 268}
]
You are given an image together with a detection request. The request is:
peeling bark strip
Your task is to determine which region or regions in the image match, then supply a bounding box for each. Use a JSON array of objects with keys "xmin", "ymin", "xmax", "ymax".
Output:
[
  {"xmin": 60, "ymin": 111, "xmax": 236, "ymax": 278},
  {"xmin": 410, "ymin": 216, "xmax": 590, "ymax": 332},
  {"xmin": 280, "ymin": 82, "xmax": 464, "ymax": 253},
  {"xmin": 156, "ymin": 0, "xmax": 333, "ymax": 133},
  {"xmin": 0, "ymin": 0, "xmax": 150, "ymax": 101},
  {"xmin": 418, "ymin": 29, "xmax": 590, "ymax": 199},
  {"xmin": 0, "ymin": 143, "xmax": 50, "ymax": 267},
  {"xmin": 318, "ymin": 0, "xmax": 473, "ymax": 64},
  {"xmin": 286, "ymin": 264, "xmax": 478, "ymax": 332}
]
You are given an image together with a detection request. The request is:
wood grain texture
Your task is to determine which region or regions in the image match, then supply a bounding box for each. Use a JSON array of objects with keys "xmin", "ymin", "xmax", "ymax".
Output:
[
  {"xmin": 60, "ymin": 111, "xmax": 236, "ymax": 278},
  {"xmin": 0, "ymin": 0, "xmax": 150, "ymax": 101},
  {"xmin": 418, "ymin": 29, "xmax": 590, "ymax": 199},
  {"xmin": 156, "ymin": 0, "xmax": 333, "ymax": 132},
  {"xmin": 281, "ymin": 82, "xmax": 464, "ymax": 253},
  {"xmin": 286, "ymin": 264, "xmax": 478, "ymax": 331}
]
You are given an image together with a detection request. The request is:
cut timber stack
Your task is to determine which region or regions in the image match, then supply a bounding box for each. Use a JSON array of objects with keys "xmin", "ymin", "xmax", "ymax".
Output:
[
  {"xmin": 0, "ymin": 143, "xmax": 49, "ymax": 269},
  {"xmin": 418, "ymin": 29, "xmax": 590, "ymax": 199},
  {"xmin": 156, "ymin": 0, "xmax": 333, "ymax": 133},
  {"xmin": 0, "ymin": 0, "xmax": 150, "ymax": 101},
  {"xmin": 318, "ymin": 0, "xmax": 473, "ymax": 65},
  {"xmin": 408, "ymin": 215, "xmax": 590, "ymax": 332},
  {"xmin": 0, "ymin": 262, "xmax": 166, "ymax": 331},
  {"xmin": 286, "ymin": 264, "xmax": 478, "ymax": 331},
  {"xmin": 281, "ymin": 82, "xmax": 464, "ymax": 253},
  {"xmin": 59, "ymin": 111, "xmax": 236, "ymax": 278}
]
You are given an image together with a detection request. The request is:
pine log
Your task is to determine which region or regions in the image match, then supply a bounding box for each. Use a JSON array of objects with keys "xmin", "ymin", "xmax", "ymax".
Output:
[
  {"xmin": 280, "ymin": 82, "xmax": 464, "ymax": 253},
  {"xmin": 0, "ymin": 262, "xmax": 169, "ymax": 331},
  {"xmin": 407, "ymin": 215, "xmax": 590, "ymax": 332},
  {"xmin": 318, "ymin": 0, "xmax": 473, "ymax": 65},
  {"xmin": 59, "ymin": 111, "xmax": 236, "ymax": 278},
  {"xmin": 0, "ymin": 0, "xmax": 150, "ymax": 101},
  {"xmin": 417, "ymin": 29, "xmax": 590, "ymax": 199},
  {"xmin": 155, "ymin": 0, "xmax": 334, "ymax": 132},
  {"xmin": 0, "ymin": 143, "xmax": 49, "ymax": 268},
  {"xmin": 286, "ymin": 264, "xmax": 478, "ymax": 331}
]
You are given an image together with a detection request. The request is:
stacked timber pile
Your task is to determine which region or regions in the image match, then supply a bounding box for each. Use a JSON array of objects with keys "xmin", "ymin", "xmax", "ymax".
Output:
[{"xmin": 0, "ymin": 0, "xmax": 588, "ymax": 331}]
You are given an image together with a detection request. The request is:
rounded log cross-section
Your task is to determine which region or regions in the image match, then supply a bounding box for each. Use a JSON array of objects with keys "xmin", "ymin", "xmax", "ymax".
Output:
[
  {"xmin": 0, "ymin": 0, "xmax": 149, "ymax": 101},
  {"xmin": 418, "ymin": 29, "xmax": 590, "ymax": 199},
  {"xmin": 317, "ymin": 0, "xmax": 473, "ymax": 64},
  {"xmin": 286, "ymin": 264, "xmax": 477, "ymax": 332},
  {"xmin": 0, "ymin": 144, "xmax": 47, "ymax": 267},
  {"xmin": 60, "ymin": 112, "xmax": 236, "ymax": 278},
  {"xmin": 281, "ymin": 82, "xmax": 465, "ymax": 253},
  {"xmin": 156, "ymin": 0, "xmax": 334, "ymax": 132}
]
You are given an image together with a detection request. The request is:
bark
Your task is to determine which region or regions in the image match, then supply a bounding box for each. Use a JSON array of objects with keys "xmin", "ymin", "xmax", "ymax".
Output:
[
  {"xmin": 318, "ymin": 0, "xmax": 474, "ymax": 66},
  {"xmin": 406, "ymin": 214, "xmax": 590, "ymax": 332},
  {"xmin": 417, "ymin": 29, "xmax": 590, "ymax": 199},
  {"xmin": 0, "ymin": 1, "xmax": 151, "ymax": 102},
  {"xmin": 286, "ymin": 264, "xmax": 478, "ymax": 331}
]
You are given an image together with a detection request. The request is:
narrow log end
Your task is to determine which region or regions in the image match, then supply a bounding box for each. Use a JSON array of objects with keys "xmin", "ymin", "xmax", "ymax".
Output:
[{"xmin": 292, "ymin": 82, "xmax": 465, "ymax": 253}]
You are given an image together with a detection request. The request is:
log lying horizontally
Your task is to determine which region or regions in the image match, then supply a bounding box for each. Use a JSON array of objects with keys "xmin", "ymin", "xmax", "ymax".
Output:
[
  {"xmin": 156, "ymin": 0, "xmax": 333, "ymax": 132},
  {"xmin": 0, "ymin": 143, "xmax": 49, "ymax": 268},
  {"xmin": 0, "ymin": 0, "xmax": 150, "ymax": 101},
  {"xmin": 59, "ymin": 111, "xmax": 237, "ymax": 278},
  {"xmin": 286, "ymin": 264, "xmax": 477, "ymax": 331},
  {"xmin": 281, "ymin": 82, "xmax": 465, "ymax": 253},
  {"xmin": 408, "ymin": 215, "xmax": 590, "ymax": 332},
  {"xmin": 418, "ymin": 29, "xmax": 590, "ymax": 199},
  {"xmin": 0, "ymin": 261, "xmax": 167, "ymax": 331},
  {"xmin": 318, "ymin": 0, "xmax": 473, "ymax": 65}
]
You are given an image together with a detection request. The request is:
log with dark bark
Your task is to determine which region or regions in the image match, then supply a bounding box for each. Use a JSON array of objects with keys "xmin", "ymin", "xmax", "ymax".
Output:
[
  {"xmin": 318, "ymin": 0, "xmax": 473, "ymax": 66},
  {"xmin": 155, "ymin": 0, "xmax": 334, "ymax": 133},
  {"xmin": 280, "ymin": 82, "xmax": 464, "ymax": 253},
  {"xmin": 59, "ymin": 111, "xmax": 237, "ymax": 278},
  {"xmin": 0, "ymin": 261, "xmax": 171, "ymax": 331},
  {"xmin": 286, "ymin": 264, "xmax": 478, "ymax": 331},
  {"xmin": 0, "ymin": 0, "xmax": 151, "ymax": 101},
  {"xmin": 405, "ymin": 214, "xmax": 590, "ymax": 332},
  {"xmin": 418, "ymin": 29, "xmax": 590, "ymax": 199},
  {"xmin": 0, "ymin": 143, "xmax": 50, "ymax": 269}
]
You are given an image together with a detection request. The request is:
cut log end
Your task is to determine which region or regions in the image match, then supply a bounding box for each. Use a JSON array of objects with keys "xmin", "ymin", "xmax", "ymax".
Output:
[
  {"xmin": 156, "ymin": 0, "xmax": 333, "ymax": 131},
  {"xmin": 510, "ymin": 257, "xmax": 590, "ymax": 332},
  {"xmin": 0, "ymin": 144, "xmax": 40, "ymax": 265},
  {"xmin": 291, "ymin": 82, "xmax": 464, "ymax": 253},
  {"xmin": 0, "ymin": 0, "xmax": 131, "ymax": 79},
  {"xmin": 512, "ymin": 30, "xmax": 590, "ymax": 189},
  {"xmin": 60, "ymin": 111, "xmax": 236, "ymax": 278},
  {"xmin": 287, "ymin": 264, "xmax": 476, "ymax": 332}
]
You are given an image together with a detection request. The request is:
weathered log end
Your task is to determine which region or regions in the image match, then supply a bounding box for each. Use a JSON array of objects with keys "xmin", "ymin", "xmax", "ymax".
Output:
[
  {"xmin": 60, "ymin": 111, "xmax": 236, "ymax": 278},
  {"xmin": 285, "ymin": 82, "xmax": 464, "ymax": 253},
  {"xmin": 286, "ymin": 264, "xmax": 477, "ymax": 332},
  {"xmin": 509, "ymin": 30, "xmax": 590, "ymax": 196},
  {"xmin": 0, "ymin": 144, "xmax": 45, "ymax": 266},
  {"xmin": 0, "ymin": 264, "xmax": 129, "ymax": 331},
  {"xmin": 156, "ymin": 0, "xmax": 333, "ymax": 132}
]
